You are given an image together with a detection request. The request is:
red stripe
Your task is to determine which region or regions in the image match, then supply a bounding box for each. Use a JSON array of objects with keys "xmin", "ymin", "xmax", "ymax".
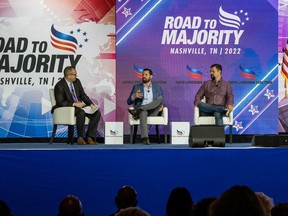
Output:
[
  {"xmin": 51, "ymin": 42, "xmax": 76, "ymax": 53},
  {"xmin": 135, "ymin": 72, "xmax": 142, "ymax": 79},
  {"xmin": 188, "ymin": 72, "xmax": 203, "ymax": 80},
  {"xmin": 283, "ymin": 55, "xmax": 288, "ymax": 67},
  {"xmin": 240, "ymin": 71, "xmax": 255, "ymax": 80},
  {"xmin": 50, "ymin": 36, "xmax": 77, "ymax": 50}
]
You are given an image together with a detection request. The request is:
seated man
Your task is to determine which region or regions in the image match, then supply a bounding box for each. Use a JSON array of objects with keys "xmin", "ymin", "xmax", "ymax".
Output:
[
  {"xmin": 53, "ymin": 66, "xmax": 101, "ymax": 145},
  {"xmin": 127, "ymin": 68, "xmax": 164, "ymax": 144},
  {"xmin": 194, "ymin": 63, "xmax": 234, "ymax": 125}
]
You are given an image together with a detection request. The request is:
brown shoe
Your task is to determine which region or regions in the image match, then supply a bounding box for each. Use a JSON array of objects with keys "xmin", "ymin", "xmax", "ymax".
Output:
[
  {"xmin": 77, "ymin": 137, "xmax": 86, "ymax": 145},
  {"xmin": 86, "ymin": 137, "xmax": 97, "ymax": 145}
]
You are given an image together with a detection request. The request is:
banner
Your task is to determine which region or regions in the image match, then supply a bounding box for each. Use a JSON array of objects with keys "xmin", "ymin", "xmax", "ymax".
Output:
[
  {"xmin": 0, "ymin": 0, "xmax": 116, "ymax": 138},
  {"xmin": 116, "ymin": 0, "xmax": 278, "ymax": 135}
]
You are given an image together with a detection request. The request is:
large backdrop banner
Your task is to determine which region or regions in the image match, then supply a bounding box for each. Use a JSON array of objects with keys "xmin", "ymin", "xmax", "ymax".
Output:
[
  {"xmin": 0, "ymin": 0, "xmax": 115, "ymax": 138},
  {"xmin": 116, "ymin": 0, "xmax": 278, "ymax": 135},
  {"xmin": 0, "ymin": 0, "xmax": 282, "ymax": 138}
]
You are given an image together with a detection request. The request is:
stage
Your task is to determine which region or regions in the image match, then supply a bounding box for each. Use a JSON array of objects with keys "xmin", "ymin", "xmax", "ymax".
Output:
[{"xmin": 1, "ymin": 141, "xmax": 288, "ymax": 216}]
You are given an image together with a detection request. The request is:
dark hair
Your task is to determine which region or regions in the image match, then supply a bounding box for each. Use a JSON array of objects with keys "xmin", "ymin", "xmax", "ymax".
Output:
[
  {"xmin": 209, "ymin": 185, "xmax": 265, "ymax": 216},
  {"xmin": 143, "ymin": 68, "xmax": 153, "ymax": 75},
  {"xmin": 210, "ymin": 64, "xmax": 222, "ymax": 72},
  {"xmin": 166, "ymin": 187, "xmax": 193, "ymax": 216},
  {"xmin": 64, "ymin": 66, "xmax": 76, "ymax": 77},
  {"xmin": 0, "ymin": 200, "xmax": 12, "ymax": 216},
  {"xmin": 271, "ymin": 203, "xmax": 288, "ymax": 216},
  {"xmin": 115, "ymin": 185, "xmax": 138, "ymax": 210},
  {"xmin": 58, "ymin": 195, "xmax": 83, "ymax": 216}
]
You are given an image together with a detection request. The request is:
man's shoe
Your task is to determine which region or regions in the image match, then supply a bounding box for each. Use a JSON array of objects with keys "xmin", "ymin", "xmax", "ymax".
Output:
[
  {"xmin": 128, "ymin": 108, "xmax": 141, "ymax": 120},
  {"xmin": 77, "ymin": 137, "xmax": 86, "ymax": 145},
  {"xmin": 142, "ymin": 137, "xmax": 150, "ymax": 145},
  {"xmin": 86, "ymin": 137, "xmax": 97, "ymax": 145}
]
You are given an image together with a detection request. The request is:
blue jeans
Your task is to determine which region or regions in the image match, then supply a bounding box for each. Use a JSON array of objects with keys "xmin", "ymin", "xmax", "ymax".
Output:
[{"xmin": 197, "ymin": 102, "xmax": 226, "ymax": 125}]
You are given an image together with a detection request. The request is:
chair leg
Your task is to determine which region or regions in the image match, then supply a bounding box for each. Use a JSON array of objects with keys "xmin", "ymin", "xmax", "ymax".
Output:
[
  {"xmin": 229, "ymin": 125, "xmax": 232, "ymax": 144},
  {"xmin": 133, "ymin": 125, "xmax": 138, "ymax": 144},
  {"xmin": 130, "ymin": 125, "xmax": 133, "ymax": 144},
  {"xmin": 49, "ymin": 125, "xmax": 57, "ymax": 144},
  {"xmin": 164, "ymin": 125, "xmax": 167, "ymax": 144},
  {"xmin": 156, "ymin": 125, "xmax": 160, "ymax": 143},
  {"xmin": 68, "ymin": 125, "xmax": 74, "ymax": 145}
]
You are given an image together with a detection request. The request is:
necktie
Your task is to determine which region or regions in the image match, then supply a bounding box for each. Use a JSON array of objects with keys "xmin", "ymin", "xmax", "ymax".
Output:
[{"xmin": 70, "ymin": 83, "xmax": 78, "ymax": 102}]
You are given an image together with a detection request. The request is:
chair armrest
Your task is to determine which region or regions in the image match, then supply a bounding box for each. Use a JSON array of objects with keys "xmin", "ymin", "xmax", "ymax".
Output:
[
  {"xmin": 161, "ymin": 107, "xmax": 168, "ymax": 125},
  {"xmin": 53, "ymin": 107, "xmax": 75, "ymax": 125}
]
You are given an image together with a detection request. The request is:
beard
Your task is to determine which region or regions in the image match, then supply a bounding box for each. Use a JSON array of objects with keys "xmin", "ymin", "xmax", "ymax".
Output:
[
  {"xmin": 142, "ymin": 77, "xmax": 150, "ymax": 83},
  {"xmin": 211, "ymin": 74, "xmax": 215, "ymax": 80}
]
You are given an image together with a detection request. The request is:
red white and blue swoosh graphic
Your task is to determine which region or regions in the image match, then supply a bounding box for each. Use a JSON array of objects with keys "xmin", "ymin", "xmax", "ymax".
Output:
[
  {"xmin": 239, "ymin": 65, "xmax": 256, "ymax": 80},
  {"xmin": 50, "ymin": 24, "xmax": 78, "ymax": 53},
  {"xmin": 134, "ymin": 65, "xmax": 143, "ymax": 78},
  {"xmin": 186, "ymin": 65, "xmax": 203, "ymax": 80}
]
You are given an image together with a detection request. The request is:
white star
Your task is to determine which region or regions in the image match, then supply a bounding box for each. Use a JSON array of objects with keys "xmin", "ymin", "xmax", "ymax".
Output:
[
  {"xmin": 122, "ymin": 7, "xmax": 132, "ymax": 18},
  {"xmin": 245, "ymin": 12, "xmax": 248, "ymax": 16},
  {"xmin": 264, "ymin": 89, "xmax": 275, "ymax": 100},
  {"xmin": 246, "ymin": 17, "xmax": 250, "ymax": 21},
  {"xmin": 248, "ymin": 105, "xmax": 259, "ymax": 115},
  {"xmin": 240, "ymin": 9, "xmax": 243, "ymax": 13},
  {"xmin": 234, "ymin": 11, "xmax": 238, "ymax": 15},
  {"xmin": 233, "ymin": 121, "xmax": 244, "ymax": 131}
]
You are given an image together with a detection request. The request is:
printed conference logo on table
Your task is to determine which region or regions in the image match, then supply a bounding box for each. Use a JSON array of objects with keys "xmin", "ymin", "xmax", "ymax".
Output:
[
  {"xmin": 161, "ymin": 5, "xmax": 250, "ymax": 56},
  {"xmin": 176, "ymin": 130, "xmax": 185, "ymax": 136},
  {"xmin": 110, "ymin": 129, "xmax": 119, "ymax": 136}
]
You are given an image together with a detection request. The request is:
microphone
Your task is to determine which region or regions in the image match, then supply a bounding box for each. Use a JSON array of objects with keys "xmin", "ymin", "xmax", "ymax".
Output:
[{"xmin": 147, "ymin": 90, "xmax": 150, "ymax": 92}]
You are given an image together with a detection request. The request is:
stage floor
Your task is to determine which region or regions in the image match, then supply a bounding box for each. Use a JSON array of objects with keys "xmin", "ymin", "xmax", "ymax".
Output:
[{"xmin": 0, "ymin": 142, "xmax": 254, "ymax": 150}]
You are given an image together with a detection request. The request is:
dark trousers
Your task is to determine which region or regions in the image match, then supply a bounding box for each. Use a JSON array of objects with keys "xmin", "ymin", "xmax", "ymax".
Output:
[{"xmin": 75, "ymin": 107, "xmax": 101, "ymax": 138}]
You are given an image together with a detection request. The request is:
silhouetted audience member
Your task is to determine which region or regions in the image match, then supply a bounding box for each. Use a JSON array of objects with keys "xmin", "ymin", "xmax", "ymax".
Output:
[
  {"xmin": 166, "ymin": 187, "xmax": 194, "ymax": 216},
  {"xmin": 110, "ymin": 185, "xmax": 138, "ymax": 216},
  {"xmin": 194, "ymin": 198, "xmax": 217, "ymax": 216},
  {"xmin": 256, "ymin": 192, "xmax": 274, "ymax": 216},
  {"xmin": 209, "ymin": 185, "xmax": 265, "ymax": 216},
  {"xmin": 271, "ymin": 203, "xmax": 288, "ymax": 216},
  {"xmin": 58, "ymin": 195, "xmax": 84, "ymax": 216},
  {"xmin": 115, "ymin": 207, "xmax": 150, "ymax": 216},
  {"xmin": 0, "ymin": 200, "xmax": 12, "ymax": 216}
]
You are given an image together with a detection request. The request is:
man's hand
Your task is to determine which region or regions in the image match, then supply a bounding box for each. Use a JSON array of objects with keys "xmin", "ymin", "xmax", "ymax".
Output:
[
  {"xmin": 227, "ymin": 104, "xmax": 233, "ymax": 112},
  {"xmin": 134, "ymin": 90, "xmax": 143, "ymax": 98},
  {"xmin": 73, "ymin": 102, "xmax": 84, "ymax": 108}
]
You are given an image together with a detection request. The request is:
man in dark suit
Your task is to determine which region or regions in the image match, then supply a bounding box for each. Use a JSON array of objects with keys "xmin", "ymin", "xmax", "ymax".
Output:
[
  {"xmin": 53, "ymin": 66, "xmax": 101, "ymax": 145},
  {"xmin": 127, "ymin": 68, "xmax": 164, "ymax": 144}
]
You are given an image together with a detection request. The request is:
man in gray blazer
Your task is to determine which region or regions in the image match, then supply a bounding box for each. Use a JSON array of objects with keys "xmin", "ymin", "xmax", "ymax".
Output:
[{"xmin": 127, "ymin": 68, "xmax": 164, "ymax": 144}]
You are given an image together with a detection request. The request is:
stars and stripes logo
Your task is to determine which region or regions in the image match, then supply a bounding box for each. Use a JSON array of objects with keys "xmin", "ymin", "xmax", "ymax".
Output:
[
  {"xmin": 50, "ymin": 24, "xmax": 78, "ymax": 53},
  {"xmin": 239, "ymin": 65, "xmax": 256, "ymax": 80},
  {"xmin": 186, "ymin": 65, "xmax": 203, "ymax": 80}
]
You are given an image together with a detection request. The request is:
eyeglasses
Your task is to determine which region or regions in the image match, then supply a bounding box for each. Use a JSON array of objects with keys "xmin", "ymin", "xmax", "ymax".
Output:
[{"xmin": 70, "ymin": 73, "xmax": 77, "ymax": 76}]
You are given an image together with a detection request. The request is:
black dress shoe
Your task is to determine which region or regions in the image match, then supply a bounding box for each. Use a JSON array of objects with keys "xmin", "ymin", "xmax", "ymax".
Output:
[
  {"xmin": 128, "ymin": 108, "xmax": 141, "ymax": 120},
  {"xmin": 142, "ymin": 137, "xmax": 150, "ymax": 145}
]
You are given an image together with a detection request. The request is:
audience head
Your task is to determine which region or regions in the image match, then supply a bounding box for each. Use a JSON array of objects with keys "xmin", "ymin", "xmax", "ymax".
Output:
[
  {"xmin": 0, "ymin": 200, "xmax": 12, "ymax": 216},
  {"xmin": 194, "ymin": 198, "xmax": 217, "ymax": 216},
  {"xmin": 255, "ymin": 192, "xmax": 274, "ymax": 216},
  {"xmin": 115, "ymin": 207, "xmax": 150, "ymax": 216},
  {"xmin": 115, "ymin": 185, "xmax": 138, "ymax": 211},
  {"xmin": 209, "ymin": 185, "xmax": 265, "ymax": 216},
  {"xmin": 58, "ymin": 195, "xmax": 84, "ymax": 216},
  {"xmin": 271, "ymin": 203, "xmax": 288, "ymax": 216},
  {"xmin": 166, "ymin": 187, "xmax": 194, "ymax": 216}
]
